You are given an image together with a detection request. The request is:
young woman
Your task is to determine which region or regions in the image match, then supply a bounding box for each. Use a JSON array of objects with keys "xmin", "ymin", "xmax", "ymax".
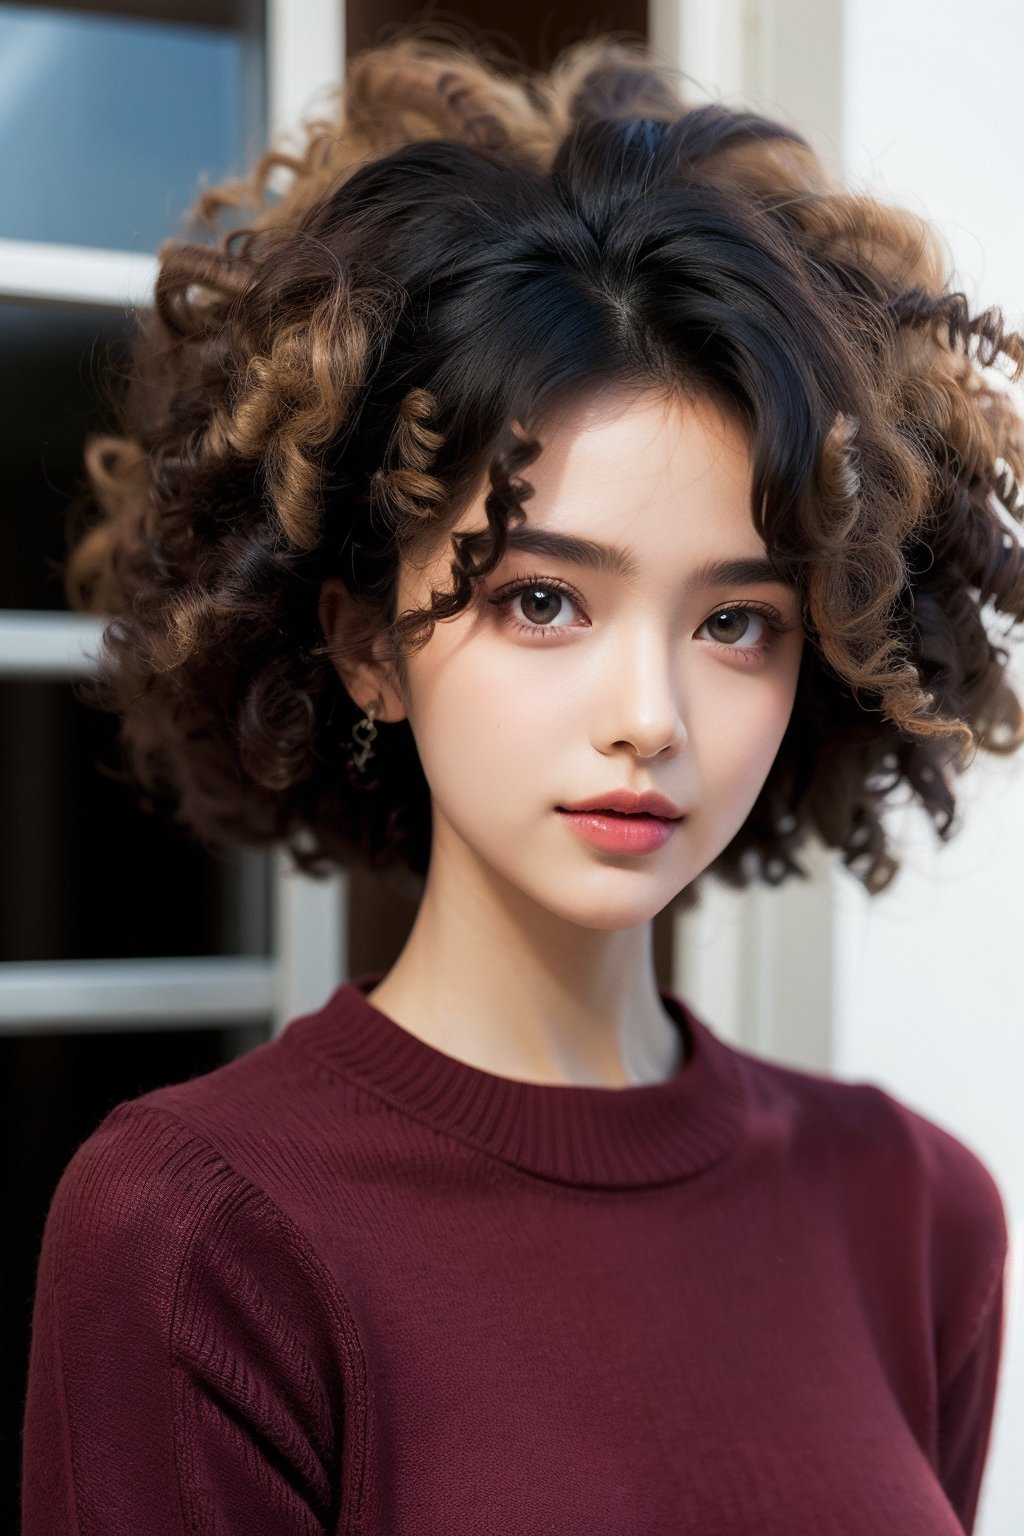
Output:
[{"xmin": 21, "ymin": 27, "xmax": 1023, "ymax": 1535}]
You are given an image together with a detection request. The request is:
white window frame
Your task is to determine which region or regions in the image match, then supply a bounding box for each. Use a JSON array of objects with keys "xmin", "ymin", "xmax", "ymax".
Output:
[{"xmin": 0, "ymin": 0, "xmax": 348, "ymax": 1039}]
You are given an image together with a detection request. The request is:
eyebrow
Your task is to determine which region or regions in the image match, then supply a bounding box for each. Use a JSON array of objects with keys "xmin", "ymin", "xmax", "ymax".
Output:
[{"xmin": 472, "ymin": 526, "xmax": 797, "ymax": 591}]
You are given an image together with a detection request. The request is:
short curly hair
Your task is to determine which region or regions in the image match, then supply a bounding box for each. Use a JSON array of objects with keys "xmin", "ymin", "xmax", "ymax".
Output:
[{"xmin": 65, "ymin": 25, "xmax": 1024, "ymax": 909}]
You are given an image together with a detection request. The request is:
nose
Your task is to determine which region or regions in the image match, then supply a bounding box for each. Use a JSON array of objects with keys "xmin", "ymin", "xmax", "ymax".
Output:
[{"xmin": 597, "ymin": 626, "xmax": 687, "ymax": 761}]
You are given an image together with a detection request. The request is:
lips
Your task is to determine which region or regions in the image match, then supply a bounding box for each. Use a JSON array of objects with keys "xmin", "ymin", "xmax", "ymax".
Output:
[
  {"xmin": 586, "ymin": 808, "xmax": 654, "ymax": 818},
  {"xmin": 557, "ymin": 789, "xmax": 684, "ymax": 820},
  {"xmin": 556, "ymin": 804, "xmax": 681, "ymax": 854}
]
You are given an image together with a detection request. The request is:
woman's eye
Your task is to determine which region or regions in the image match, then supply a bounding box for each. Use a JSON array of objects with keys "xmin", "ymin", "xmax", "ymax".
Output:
[
  {"xmin": 700, "ymin": 607, "xmax": 773, "ymax": 650},
  {"xmin": 516, "ymin": 584, "xmax": 578, "ymax": 627},
  {"xmin": 489, "ymin": 579, "xmax": 583, "ymax": 635}
]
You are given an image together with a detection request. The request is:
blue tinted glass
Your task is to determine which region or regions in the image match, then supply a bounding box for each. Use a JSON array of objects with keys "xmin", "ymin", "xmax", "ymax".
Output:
[{"xmin": 0, "ymin": 5, "xmax": 262, "ymax": 251}]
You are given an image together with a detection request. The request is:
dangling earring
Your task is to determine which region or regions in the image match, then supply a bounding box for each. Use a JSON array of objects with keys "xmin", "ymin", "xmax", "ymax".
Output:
[{"xmin": 347, "ymin": 697, "xmax": 382, "ymax": 780}]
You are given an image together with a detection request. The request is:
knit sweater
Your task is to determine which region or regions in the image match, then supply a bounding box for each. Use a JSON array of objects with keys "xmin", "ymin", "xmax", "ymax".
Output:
[{"xmin": 21, "ymin": 971, "xmax": 1009, "ymax": 1535}]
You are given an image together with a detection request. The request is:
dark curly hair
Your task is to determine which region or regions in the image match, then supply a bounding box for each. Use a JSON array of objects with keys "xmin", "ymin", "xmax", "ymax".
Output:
[{"xmin": 64, "ymin": 25, "xmax": 1024, "ymax": 910}]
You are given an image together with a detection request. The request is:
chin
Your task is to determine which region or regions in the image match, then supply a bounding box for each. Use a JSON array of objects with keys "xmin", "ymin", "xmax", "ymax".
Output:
[{"xmin": 530, "ymin": 880, "xmax": 677, "ymax": 933}]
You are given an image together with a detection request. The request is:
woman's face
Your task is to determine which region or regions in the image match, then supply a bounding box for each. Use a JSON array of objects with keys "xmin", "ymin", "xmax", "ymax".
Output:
[{"xmin": 361, "ymin": 387, "xmax": 804, "ymax": 930}]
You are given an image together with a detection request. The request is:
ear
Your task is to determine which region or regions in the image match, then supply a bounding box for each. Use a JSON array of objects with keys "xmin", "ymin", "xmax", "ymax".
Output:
[{"xmin": 317, "ymin": 576, "xmax": 407, "ymax": 723}]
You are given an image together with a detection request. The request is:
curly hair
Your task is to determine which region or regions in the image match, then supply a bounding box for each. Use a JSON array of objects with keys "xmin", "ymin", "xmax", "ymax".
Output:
[{"xmin": 64, "ymin": 24, "xmax": 1024, "ymax": 908}]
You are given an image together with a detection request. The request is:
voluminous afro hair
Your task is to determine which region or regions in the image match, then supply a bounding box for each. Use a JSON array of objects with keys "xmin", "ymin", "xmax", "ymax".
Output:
[{"xmin": 65, "ymin": 25, "xmax": 1024, "ymax": 907}]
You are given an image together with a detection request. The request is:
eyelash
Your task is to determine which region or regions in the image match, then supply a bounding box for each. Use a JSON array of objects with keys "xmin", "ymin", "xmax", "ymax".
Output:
[{"xmin": 487, "ymin": 574, "xmax": 795, "ymax": 661}]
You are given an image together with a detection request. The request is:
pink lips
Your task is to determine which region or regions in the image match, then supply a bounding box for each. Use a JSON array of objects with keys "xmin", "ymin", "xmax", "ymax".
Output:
[{"xmin": 555, "ymin": 808, "xmax": 681, "ymax": 855}]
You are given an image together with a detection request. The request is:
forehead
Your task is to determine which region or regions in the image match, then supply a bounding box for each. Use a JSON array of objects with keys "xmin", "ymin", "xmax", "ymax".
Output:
[{"xmin": 457, "ymin": 386, "xmax": 761, "ymax": 565}]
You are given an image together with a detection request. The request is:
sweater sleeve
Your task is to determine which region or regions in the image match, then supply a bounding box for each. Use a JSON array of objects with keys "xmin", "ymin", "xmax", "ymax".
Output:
[
  {"xmin": 21, "ymin": 1101, "xmax": 351, "ymax": 1536},
  {"xmin": 936, "ymin": 1258, "xmax": 1008, "ymax": 1534}
]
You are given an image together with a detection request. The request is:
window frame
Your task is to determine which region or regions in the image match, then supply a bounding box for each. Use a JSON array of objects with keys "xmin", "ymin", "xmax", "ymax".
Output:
[{"xmin": 0, "ymin": 0, "xmax": 347, "ymax": 1039}]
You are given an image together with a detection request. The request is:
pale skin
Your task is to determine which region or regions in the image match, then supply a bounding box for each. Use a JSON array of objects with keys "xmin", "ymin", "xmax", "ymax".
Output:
[{"xmin": 319, "ymin": 387, "xmax": 805, "ymax": 1088}]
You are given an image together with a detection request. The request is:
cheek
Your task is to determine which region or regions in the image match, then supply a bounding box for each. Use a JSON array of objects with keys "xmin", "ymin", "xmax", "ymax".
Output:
[
  {"xmin": 405, "ymin": 635, "xmax": 590, "ymax": 860},
  {"xmin": 404, "ymin": 641, "xmax": 540, "ymax": 802},
  {"xmin": 692, "ymin": 656, "xmax": 799, "ymax": 801}
]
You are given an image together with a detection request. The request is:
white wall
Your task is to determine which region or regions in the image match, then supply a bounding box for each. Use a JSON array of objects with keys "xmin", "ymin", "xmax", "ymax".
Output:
[{"xmin": 836, "ymin": 4, "xmax": 1024, "ymax": 1531}]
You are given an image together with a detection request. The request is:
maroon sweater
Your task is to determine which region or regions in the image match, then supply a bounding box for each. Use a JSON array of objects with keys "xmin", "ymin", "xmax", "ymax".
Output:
[{"xmin": 21, "ymin": 971, "xmax": 1008, "ymax": 1534}]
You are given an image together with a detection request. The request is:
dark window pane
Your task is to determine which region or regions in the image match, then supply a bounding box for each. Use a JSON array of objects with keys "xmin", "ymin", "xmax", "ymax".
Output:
[
  {"xmin": 346, "ymin": 0, "xmax": 647, "ymax": 66},
  {"xmin": 0, "ymin": 1, "xmax": 264, "ymax": 252},
  {"xmin": 0, "ymin": 677, "xmax": 272, "ymax": 961},
  {"xmin": 0, "ymin": 301, "xmax": 134, "ymax": 612}
]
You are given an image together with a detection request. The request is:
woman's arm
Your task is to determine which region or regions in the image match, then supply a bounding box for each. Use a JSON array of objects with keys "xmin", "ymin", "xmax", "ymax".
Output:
[
  {"xmin": 21, "ymin": 1102, "xmax": 347, "ymax": 1535},
  {"xmin": 937, "ymin": 1260, "xmax": 1009, "ymax": 1534}
]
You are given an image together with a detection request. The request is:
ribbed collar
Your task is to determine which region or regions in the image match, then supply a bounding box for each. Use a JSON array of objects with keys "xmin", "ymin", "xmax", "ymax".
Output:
[{"xmin": 284, "ymin": 971, "xmax": 749, "ymax": 1190}]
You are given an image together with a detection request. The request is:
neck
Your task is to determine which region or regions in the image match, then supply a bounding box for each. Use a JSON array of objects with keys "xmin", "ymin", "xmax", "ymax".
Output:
[{"xmin": 367, "ymin": 823, "xmax": 684, "ymax": 1088}]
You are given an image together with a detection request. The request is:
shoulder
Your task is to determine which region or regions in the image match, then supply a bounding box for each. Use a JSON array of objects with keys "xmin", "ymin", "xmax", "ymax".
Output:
[
  {"xmin": 43, "ymin": 1097, "xmax": 232, "ymax": 1285},
  {"xmin": 41, "ymin": 1093, "xmax": 365, "ymax": 1431},
  {"xmin": 30, "ymin": 1097, "xmax": 360, "ymax": 1533},
  {"xmin": 866, "ymin": 1084, "xmax": 1010, "ymax": 1371},
  {"xmin": 77, "ymin": 1009, "xmax": 351, "ymax": 1194},
  {"xmin": 46, "ymin": 1090, "xmax": 291, "ymax": 1279},
  {"xmin": 43, "ymin": 1001, "xmax": 384, "ymax": 1311},
  {"xmin": 737, "ymin": 1043, "xmax": 1004, "ymax": 1208},
  {"xmin": 37, "ymin": 1032, "xmax": 275, "ymax": 1267},
  {"xmin": 734, "ymin": 1045, "xmax": 1009, "ymax": 1375},
  {"xmin": 46, "ymin": 1060, "xmax": 358, "ymax": 1329}
]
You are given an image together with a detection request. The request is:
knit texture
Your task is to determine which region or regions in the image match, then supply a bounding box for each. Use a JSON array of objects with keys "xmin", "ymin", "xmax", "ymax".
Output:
[{"xmin": 21, "ymin": 972, "xmax": 1008, "ymax": 1534}]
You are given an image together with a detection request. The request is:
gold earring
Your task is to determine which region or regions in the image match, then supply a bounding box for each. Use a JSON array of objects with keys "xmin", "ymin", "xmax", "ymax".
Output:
[{"xmin": 348, "ymin": 697, "xmax": 382, "ymax": 775}]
